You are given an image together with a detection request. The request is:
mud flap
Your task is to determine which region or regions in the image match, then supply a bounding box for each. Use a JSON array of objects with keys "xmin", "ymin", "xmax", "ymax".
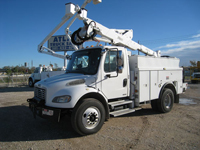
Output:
[{"xmin": 174, "ymin": 94, "xmax": 179, "ymax": 103}]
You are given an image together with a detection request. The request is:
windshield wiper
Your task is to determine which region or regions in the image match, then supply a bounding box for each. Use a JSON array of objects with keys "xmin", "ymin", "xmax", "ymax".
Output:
[
  {"xmin": 75, "ymin": 69, "xmax": 88, "ymax": 75},
  {"xmin": 66, "ymin": 69, "xmax": 88, "ymax": 75},
  {"xmin": 65, "ymin": 69, "xmax": 73, "ymax": 74}
]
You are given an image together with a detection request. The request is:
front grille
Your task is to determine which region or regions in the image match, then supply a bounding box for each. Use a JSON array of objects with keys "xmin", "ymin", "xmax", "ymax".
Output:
[{"xmin": 34, "ymin": 87, "xmax": 46, "ymax": 100}]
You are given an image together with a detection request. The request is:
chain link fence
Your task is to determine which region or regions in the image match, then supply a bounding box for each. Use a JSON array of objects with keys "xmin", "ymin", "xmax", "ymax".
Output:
[{"xmin": 0, "ymin": 74, "xmax": 30, "ymax": 87}]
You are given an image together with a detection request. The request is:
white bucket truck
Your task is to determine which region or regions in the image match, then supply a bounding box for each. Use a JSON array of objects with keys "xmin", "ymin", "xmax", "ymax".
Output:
[
  {"xmin": 27, "ymin": 0, "xmax": 187, "ymax": 135},
  {"xmin": 28, "ymin": 66, "xmax": 65, "ymax": 87}
]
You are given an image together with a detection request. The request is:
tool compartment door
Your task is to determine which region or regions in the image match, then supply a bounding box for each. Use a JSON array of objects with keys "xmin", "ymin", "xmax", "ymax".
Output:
[
  {"xmin": 150, "ymin": 71, "xmax": 159, "ymax": 100},
  {"xmin": 139, "ymin": 71, "xmax": 149, "ymax": 102}
]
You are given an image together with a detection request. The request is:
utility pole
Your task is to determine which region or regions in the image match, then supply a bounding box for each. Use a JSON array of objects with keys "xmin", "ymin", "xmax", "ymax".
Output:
[{"xmin": 64, "ymin": 51, "xmax": 67, "ymax": 67}]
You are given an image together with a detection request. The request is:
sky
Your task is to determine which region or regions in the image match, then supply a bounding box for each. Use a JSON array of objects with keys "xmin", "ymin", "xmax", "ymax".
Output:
[{"xmin": 0, "ymin": 0, "xmax": 200, "ymax": 68}]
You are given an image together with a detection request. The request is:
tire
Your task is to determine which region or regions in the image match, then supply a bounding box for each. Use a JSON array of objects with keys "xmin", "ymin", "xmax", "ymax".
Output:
[
  {"xmin": 151, "ymin": 99, "xmax": 159, "ymax": 111},
  {"xmin": 29, "ymin": 78, "xmax": 34, "ymax": 87},
  {"xmin": 71, "ymin": 98, "xmax": 105, "ymax": 135},
  {"xmin": 191, "ymin": 80, "xmax": 198, "ymax": 84},
  {"xmin": 158, "ymin": 88, "xmax": 174, "ymax": 113}
]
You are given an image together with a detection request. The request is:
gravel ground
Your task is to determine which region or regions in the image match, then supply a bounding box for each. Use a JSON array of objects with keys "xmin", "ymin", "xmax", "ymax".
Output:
[{"xmin": 0, "ymin": 84, "xmax": 200, "ymax": 150}]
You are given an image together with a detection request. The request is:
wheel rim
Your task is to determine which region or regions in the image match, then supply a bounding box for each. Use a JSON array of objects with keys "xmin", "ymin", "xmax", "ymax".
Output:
[
  {"xmin": 29, "ymin": 80, "xmax": 32, "ymax": 86},
  {"xmin": 82, "ymin": 106, "xmax": 101, "ymax": 129},
  {"xmin": 164, "ymin": 93, "xmax": 171, "ymax": 109}
]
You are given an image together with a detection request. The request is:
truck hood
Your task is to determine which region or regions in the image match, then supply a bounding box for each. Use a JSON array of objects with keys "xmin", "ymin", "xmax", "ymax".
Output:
[{"xmin": 35, "ymin": 73, "xmax": 96, "ymax": 87}]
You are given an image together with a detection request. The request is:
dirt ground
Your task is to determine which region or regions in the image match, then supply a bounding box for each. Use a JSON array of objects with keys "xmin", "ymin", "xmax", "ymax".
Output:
[{"xmin": 0, "ymin": 84, "xmax": 200, "ymax": 150}]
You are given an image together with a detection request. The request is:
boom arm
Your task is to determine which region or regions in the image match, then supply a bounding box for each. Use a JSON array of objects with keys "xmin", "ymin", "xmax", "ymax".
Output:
[
  {"xmin": 73, "ymin": 17, "xmax": 161, "ymax": 57},
  {"xmin": 37, "ymin": 0, "xmax": 102, "ymax": 59},
  {"xmin": 38, "ymin": 0, "xmax": 160, "ymax": 59}
]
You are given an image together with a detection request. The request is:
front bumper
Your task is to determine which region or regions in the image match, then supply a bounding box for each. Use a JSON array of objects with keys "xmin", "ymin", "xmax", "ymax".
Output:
[
  {"xmin": 27, "ymin": 98, "xmax": 61, "ymax": 122},
  {"xmin": 182, "ymin": 83, "xmax": 188, "ymax": 93}
]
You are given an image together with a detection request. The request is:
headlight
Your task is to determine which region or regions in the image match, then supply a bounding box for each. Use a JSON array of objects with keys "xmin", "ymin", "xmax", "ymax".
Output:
[{"xmin": 52, "ymin": 95, "xmax": 71, "ymax": 103}]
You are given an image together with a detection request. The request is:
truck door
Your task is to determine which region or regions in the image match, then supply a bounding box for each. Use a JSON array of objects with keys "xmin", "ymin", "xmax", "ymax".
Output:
[
  {"xmin": 101, "ymin": 50, "xmax": 128, "ymax": 99},
  {"xmin": 34, "ymin": 67, "xmax": 41, "ymax": 80}
]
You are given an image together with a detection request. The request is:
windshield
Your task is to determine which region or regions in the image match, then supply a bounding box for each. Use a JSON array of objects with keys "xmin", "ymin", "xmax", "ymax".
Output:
[{"xmin": 66, "ymin": 48, "xmax": 102, "ymax": 75}]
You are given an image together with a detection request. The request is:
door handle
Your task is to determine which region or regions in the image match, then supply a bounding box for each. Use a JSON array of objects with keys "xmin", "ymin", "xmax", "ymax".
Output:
[{"xmin": 123, "ymin": 78, "xmax": 127, "ymax": 87}]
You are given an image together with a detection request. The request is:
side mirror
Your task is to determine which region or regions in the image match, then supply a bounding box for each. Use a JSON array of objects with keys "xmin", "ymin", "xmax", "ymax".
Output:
[{"xmin": 66, "ymin": 55, "xmax": 71, "ymax": 60}]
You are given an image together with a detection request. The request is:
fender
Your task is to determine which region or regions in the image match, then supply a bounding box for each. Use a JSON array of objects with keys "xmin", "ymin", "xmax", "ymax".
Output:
[
  {"xmin": 29, "ymin": 74, "xmax": 41, "ymax": 83},
  {"xmin": 29, "ymin": 76, "xmax": 35, "ymax": 83},
  {"xmin": 74, "ymin": 91, "xmax": 110, "ymax": 120},
  {"xmin": 159, "ymin": 82, "xmax": 179, "ymax": 103}
]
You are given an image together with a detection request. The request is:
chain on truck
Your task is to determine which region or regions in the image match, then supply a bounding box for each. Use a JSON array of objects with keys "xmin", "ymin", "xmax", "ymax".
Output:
[{"xmin": 27, "ymin": 0, "xmax": 188, "ymax": 135}]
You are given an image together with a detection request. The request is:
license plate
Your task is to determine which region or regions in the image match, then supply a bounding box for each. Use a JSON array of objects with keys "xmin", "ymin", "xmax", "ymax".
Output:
[{"xmin": 42, "ymin": 109, "xmax": 54, "ymax": 116}]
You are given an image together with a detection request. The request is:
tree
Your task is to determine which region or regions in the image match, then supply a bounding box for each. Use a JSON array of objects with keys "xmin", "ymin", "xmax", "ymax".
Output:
[
  {"xmin": 190, "ymin": 60, "xmax": 197, "ymax": 67},
  {"xmin": 29, "ymin": 67, "xmax": 36, "ymax": 74},
  {"xmin": 12, "ymin": 66, "xmax": 19, "ymax": 74},
  {"xmin": 54, "ymin": 63, "xmax": 58, "ymax": 68},
  {"xmin": 20, "ymin": 66, "xmax": 27, "ymax": 74},
  {"xmin": 3, "ymin": 66, "xmax": 12, "ymax": 75}
]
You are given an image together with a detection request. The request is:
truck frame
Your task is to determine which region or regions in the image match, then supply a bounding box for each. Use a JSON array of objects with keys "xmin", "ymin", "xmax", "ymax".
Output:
[{"xmin": 27, "ymin": 0, "xmax": 187, "ymax": 135}]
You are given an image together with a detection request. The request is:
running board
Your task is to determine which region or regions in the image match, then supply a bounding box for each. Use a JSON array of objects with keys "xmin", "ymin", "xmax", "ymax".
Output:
[
  {"xmin": 109, "ymin": 107, "xmax": 142, "ymax": 117},
  {"xmin": 108, "ymin": 100, "xmax": 133, "ymax": 110}
]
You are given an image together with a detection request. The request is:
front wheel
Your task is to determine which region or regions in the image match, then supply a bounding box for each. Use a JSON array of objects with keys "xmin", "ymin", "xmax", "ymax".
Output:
[
  {"xmin": 71, "ymin": 98, "xmax": 105, "ymax": 135},
  {"xmin": 158, "ymin": 88, "xmax": 174, "ymax": 113},
  {"xmin": 29, "ymin": 78, "xmax": 34, "ymax": 87}
]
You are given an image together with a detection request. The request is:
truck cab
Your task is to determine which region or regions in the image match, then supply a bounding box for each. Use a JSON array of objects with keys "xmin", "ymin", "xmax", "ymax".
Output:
[
  {"xmin": 28, "ymin": 46, "xmax": 132, "ymax": 134},
  {"xmin": 191, "ymin": 72, "xmax": 200, "ymax": 83},
  {"xmin": 29, "ymin": 66, "xmax": 53, "ymax": 87},
  {"xmin": 35, "ymin": 46, "xmax": 128, "ymax": 106}
]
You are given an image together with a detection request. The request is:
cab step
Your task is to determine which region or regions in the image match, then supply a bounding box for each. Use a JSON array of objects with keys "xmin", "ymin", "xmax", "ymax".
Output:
[
  {"xmin": 109, "ymin": 107, "xmax": 142, "ymax": 117},
  {"xmin": 108, "ymin": 100, "xmax": 133, "ymax": 110}
]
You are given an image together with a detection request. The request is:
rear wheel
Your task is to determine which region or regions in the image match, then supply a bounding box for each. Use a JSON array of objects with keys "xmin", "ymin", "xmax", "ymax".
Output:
[
  {"xmin": 191, "ymin": 80, "xmax": 197, "ymax": 84},
  {"xmin": 158, "ymin": 88, "xmax": 174, "ymax": 113},
  {"xmin": 71, "ymin": 98, "xmax": 105, "ymax": 135}
]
